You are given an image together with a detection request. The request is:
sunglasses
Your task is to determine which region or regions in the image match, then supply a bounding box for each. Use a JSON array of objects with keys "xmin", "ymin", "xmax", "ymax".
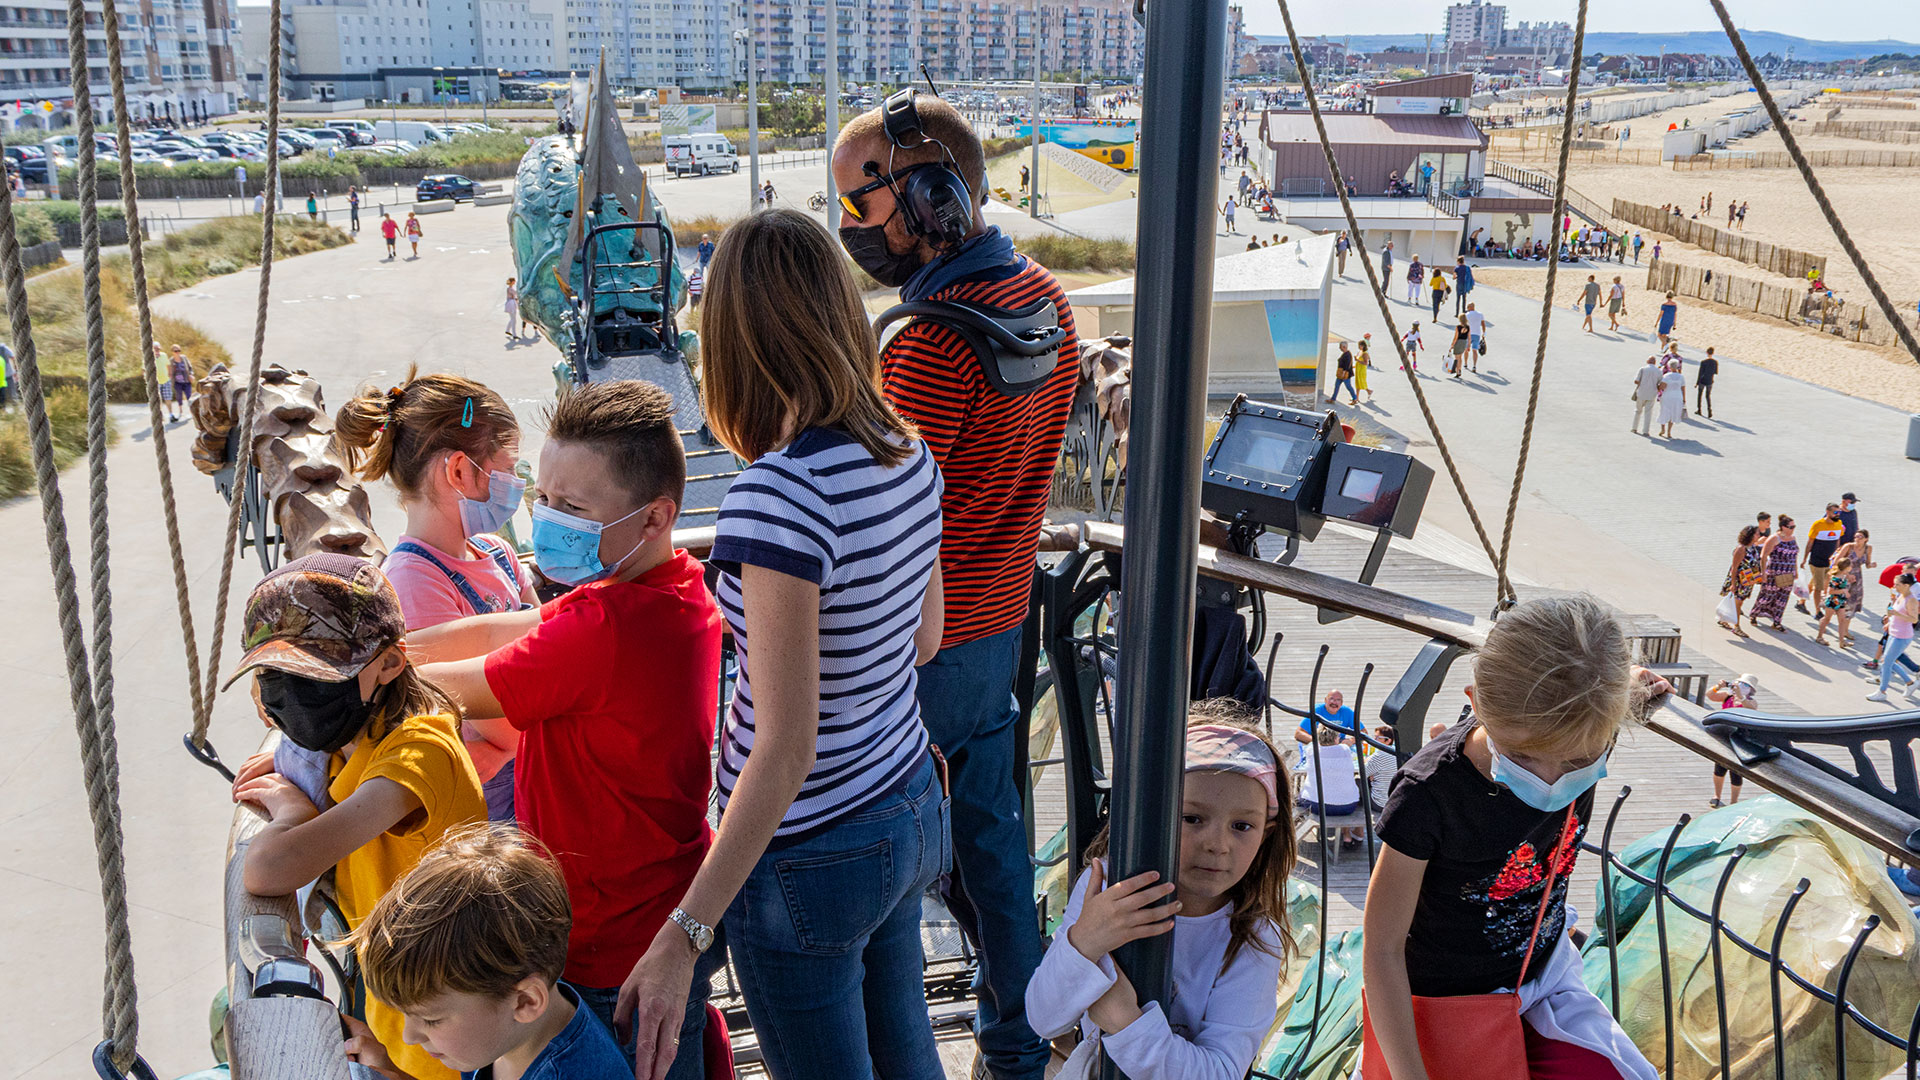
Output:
[{"xmin": 838, "ymin": 162, "xmax": 941, "ymax": 223}]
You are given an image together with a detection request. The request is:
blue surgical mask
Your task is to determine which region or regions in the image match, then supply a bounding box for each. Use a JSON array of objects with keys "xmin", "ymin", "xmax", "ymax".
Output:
[
  {"xmin": 529, "ymin": 501, "xmax": 647, "ymax": 587},
  {"xmin": 458, "ymin": 468, "xmax": 526, "ymax": 537},
  {"xmin": 1487, "ymin": 737, "xmax": 1608, "ymax": 813}
]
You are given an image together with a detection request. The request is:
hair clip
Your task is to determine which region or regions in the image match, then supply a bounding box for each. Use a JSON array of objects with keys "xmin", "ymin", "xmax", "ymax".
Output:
[{"xmin": 461, "ymin": 397, "xmax": 473, "ymax": 428}]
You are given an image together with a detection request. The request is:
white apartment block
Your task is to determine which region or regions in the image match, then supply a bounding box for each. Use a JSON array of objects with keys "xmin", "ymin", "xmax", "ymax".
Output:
[
  {"xmin": 1443, "ymin": 0, "xmax": 1504, "ymax": 53},
  {"xmin": 735, "ymin": 0, "xmax": 1142, "ymax": 87},
  {"xmin": 1502, "ymin": 19, "xmax": 1572, "ymax": 59},
  {"xmin": 238, "ymin": 0, "xmax": 554, "ymax": 101},
  {"xmin": 550, "ymin": 0, "xmax": 732, "ymax": 90},
  {"xmin": 0, "ymin": 0, "xmax": 242, "ymax": 131}
]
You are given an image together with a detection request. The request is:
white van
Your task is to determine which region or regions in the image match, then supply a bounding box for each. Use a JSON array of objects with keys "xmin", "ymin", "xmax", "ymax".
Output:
[
  {"xmin": 663, "ymin": 134, "xmax": 738, "ymax": 176},
  {"xmin": 372, "ymin": 119, "xmax": 452, "ymax": 145}
]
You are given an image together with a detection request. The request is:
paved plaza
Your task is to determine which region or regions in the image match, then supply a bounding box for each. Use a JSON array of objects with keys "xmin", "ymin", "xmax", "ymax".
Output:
[{"xmin": 4, "ymin": 152, "xmax": 1917, "ymax": 1076}]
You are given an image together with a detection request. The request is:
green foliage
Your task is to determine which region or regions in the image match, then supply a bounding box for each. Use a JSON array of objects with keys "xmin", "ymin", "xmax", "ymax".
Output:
[
  {"xmin": 759, "ymin": 89, "xmax": 826, "ymax": 138},
  {"xmin": 37, "ymin": 201, "xmax": 127, "ymax": 225},
  {"xmin": 10, "ymin": 205, "xmax": 54, "ymax": 247},
  {"xmin": 1393, "ymin": 67, "xmax": 1428, "ymax": 81},
  {"xmin": 1018, "ymin": 234, "xmax": 1136, "ymax": 273}
]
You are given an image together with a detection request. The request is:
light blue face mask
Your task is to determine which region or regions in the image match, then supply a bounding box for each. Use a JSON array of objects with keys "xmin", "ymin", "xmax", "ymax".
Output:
[
  {"xmin": 458, "ymin": 468, "xmax": 526, "ymax": 537},
  {"xmin": 1487, "ymin": 738, "xmax": 1608, "ymax": 813},
  {"xmin": 528, "ymin": 501, "xmax": 647, "ymax": 587}
]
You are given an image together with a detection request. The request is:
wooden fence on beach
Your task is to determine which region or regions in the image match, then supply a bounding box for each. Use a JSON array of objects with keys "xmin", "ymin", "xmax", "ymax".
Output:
[
  {"xmin": 1613, "ymin": 199, "xmax": 1826, "ymax": 281},
  {"xmin": 1670, "ymin": 147, "xmax": 1920, "ymax": 170},
  {"xmin": 1795, "ymin": 121, "xmax": 1920, "ymax": 145},
  {"xmin": 1645, "ymin": 258, "xmax": 1915, "ymax": 349}
]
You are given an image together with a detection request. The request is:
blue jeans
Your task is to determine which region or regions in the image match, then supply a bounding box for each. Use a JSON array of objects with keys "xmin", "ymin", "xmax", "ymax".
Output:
[
  {"xmin": 916, "ymin": 626, "xmax": 1050, "ymax": 1080},
  {"xmin": 726, "ymin": 755, "xmax": 950, "ymax": 1080},
  {"xmin": 1333, "ymin": 377, "xmax": 1356, "ymax": 404},
  {"xmin": 577, "ymin": 935, "xmax": 726, "ymax": 1080},
  {"xmin": 1879, "ymin": 635, "xmax": 1915, "ymax": 695}
]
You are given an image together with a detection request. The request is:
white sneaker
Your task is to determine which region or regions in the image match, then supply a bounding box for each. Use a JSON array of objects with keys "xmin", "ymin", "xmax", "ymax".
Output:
[{"xmin": 1867, "ymin": 692, "xmax": 1890, "ymax": 702}]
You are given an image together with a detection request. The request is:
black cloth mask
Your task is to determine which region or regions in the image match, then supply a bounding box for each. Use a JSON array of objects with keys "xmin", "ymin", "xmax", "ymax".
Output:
[
  {"xmin": 840, "ymin": 216, "xmax": 922, "ymax": 288},
  {"xmin": 256, "ymin": 668, "xmax": 373, "ymax": 754}
]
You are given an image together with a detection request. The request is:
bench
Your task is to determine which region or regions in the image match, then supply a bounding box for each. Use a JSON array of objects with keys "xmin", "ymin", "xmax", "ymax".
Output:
[
  {"xmin": 408, "ymin": 199, "xmax": 457, "ymax": 215},
  {"xmin": 1648, "ymin": 662, "xmax": 1710, "ymax": 705},
  {"xmin": 1620, "ymin": 614, "xmax": 1682, "ymax": 664},
  {"xmin": 472, "ymin": 192, "xmax": 514, "ymax": 207}
]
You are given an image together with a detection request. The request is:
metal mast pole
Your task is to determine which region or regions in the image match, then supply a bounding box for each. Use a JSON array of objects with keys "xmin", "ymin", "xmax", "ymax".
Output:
[
  {"xmin": 744, "ymin": 28, "xmax": 761, "ymax": 215},
  {"xmin": 825, "ymin": 0, "xmax": 839, "ymax": 226},
  {"xmin": 1028, "ymin": 0, "xmax": 1040, "ymax": 218},
  {"xmin": 1099, "ymin": 0, "xmax": 1224, "ymax": 1073}
]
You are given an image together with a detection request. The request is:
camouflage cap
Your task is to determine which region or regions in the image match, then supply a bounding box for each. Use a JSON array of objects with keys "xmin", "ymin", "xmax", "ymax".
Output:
[{"xmin": 221, "ymin": 553, "xmax": 407, "ymax": 689}]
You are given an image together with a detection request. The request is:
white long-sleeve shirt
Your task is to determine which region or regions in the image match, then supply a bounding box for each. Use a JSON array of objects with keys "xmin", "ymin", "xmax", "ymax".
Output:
[{"xmin": 1027, "ymin": 864, "xmax": 1284, "ymax": 1080}]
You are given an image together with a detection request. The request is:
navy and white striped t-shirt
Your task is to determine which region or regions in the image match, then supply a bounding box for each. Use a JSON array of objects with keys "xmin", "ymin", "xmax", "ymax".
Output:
[{"xmin": 709, "ymin": 427, "xmax": 943, "ymax": 842}]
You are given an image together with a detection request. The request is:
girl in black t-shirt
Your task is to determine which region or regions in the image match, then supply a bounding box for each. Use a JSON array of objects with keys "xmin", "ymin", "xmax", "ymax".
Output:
[{"xmin": 1361, "ymin": 595, "xmax": 1664, "ymax": 1080}]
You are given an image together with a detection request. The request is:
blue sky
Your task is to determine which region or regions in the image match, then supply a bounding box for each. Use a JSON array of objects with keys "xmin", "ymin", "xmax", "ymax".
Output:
[{"xmin": 1241, "ymin": 1, "xmax": 1918, "ymax": 44}]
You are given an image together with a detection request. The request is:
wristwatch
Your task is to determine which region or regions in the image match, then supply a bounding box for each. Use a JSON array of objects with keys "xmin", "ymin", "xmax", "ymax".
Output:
[{"xmin": 668, "ymin": 907, "xmax": 714, "ymax": 954}]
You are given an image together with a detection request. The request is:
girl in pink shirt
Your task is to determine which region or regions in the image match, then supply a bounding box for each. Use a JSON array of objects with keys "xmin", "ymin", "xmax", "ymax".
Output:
[{"xmin": 336, "ymin": 368, "xmax": 536, "ymax": 819}]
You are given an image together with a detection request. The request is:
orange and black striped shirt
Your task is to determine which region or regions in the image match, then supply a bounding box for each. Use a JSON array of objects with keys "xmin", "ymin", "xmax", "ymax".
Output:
[{"xmin": 881, "ymin": 256, "xmax": 1080, "ymax": 651}]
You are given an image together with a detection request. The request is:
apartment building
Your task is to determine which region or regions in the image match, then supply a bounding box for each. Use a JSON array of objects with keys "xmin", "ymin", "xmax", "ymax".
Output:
[
  {"xmin": 0, "ymin": 0, "xmax": 242, "ymax": 130},
  {"xmin": 1443, "ymin": 0, "xmax": 1504, "ymax": 54},
  {"xmin": 734, "ymin": 0, "xmax": 1142, "ymax": 88},
  {"xmin": 237, "ymin": 0, "xmax": 554, "ymax": 102},
  {"xmin": 543, "ymin": 0, "xmax": 729, "ymax": 90}
]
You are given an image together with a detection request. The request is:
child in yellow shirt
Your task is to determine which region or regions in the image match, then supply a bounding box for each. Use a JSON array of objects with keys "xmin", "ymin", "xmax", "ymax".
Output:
[{"xmin": 228, "ymin": 553, "xmax": 486, "ymax": 1080}]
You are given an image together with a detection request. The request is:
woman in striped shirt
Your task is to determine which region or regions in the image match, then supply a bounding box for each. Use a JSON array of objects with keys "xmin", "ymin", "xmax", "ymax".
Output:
[{"xmin": 616, "ymin": 209, "xmax": 949, "ymax": 1080}]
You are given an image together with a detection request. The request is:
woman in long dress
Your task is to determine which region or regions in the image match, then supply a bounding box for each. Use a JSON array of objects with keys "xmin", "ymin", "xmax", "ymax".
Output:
[
  {"xmin": 1656, "ymin": 359, "xmax": 1686, "ymax": 438},
  {"xmin": 1750, "ymin": 516, "xmax": 1799, "ymax": 630},
  {"xmin": 1719, "ymin": 524, "xmax": 1761, "ymax": 638}
]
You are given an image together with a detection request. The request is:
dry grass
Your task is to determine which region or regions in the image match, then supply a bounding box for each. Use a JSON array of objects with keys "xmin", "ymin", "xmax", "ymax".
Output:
[{"xmin": 0, "ymin": 386, "xmax": 109, "ymax": 499}]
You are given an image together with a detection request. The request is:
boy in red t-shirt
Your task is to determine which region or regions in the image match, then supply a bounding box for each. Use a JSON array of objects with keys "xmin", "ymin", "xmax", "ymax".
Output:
[{"xmin": 412, "ymin": 381, "xmax": 722, "ymax": 1078}]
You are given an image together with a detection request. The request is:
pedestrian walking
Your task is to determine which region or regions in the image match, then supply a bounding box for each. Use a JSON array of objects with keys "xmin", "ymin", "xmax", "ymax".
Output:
[
  {"xmin": 1737, "ymin": 201, "xmax": 1748, "ymax": 229},
  {"xmin": 1453, "ymin": 256, "xmax": 1474, "ymax": 314},
  {"xmin": 696, "ymin": 232, "xmax": 715, "ymax": 267},
  {"xmin": 761, "ymin": 179, "xmax": 775, "ymax": 207},
  {"xmin": 1656, "ymin": 358, "xmax": 1685, "ymax": 438},
  {"xmin": 1718, "ymin": 524, "xmax": 1763, "ymax": 638},
  {"xmin": 1355, "ymin": 335, "xmax": 1374, "ymax": 401},
  {"xmin": 1448, "ymin": 316, "xmax": 1471, "ymax": 379},
  {"xmin": 1706, "ymin": 191, "xmax": 1713, "ymax": 214},
  {"xmin": 1463, "ymin": 304, "xmax": 1487, "ymax": 371},
  {"xmin": 1428, "ymin": 266, "xmax": 1449, "ymax": 321},
  {"xmin": 1404, "ymin": 256, "xmax": 1423, "ymax": 305},
  {"xmin": 503, "ymin": 277, "xmax": 520, "ymax": 339},
  {"xmin": 1606, "ymin": 276, "xmax": 1626, "ymax": 331},
  {"xmin": 0, "ymin": 342, "xmax": 14, "ymax": 409},
  {"xmin": 1581, "ymin": 274, "xmax": 1601, "ymax": 332},
  {"xmin": 1749, "ymin": 516, "xmax": 1799, "ymax": 632},
  {"xmin": 1727, "ymin": 201, "xmax": 1737, "ymax": 228},
  {"xmin": 1818, "ymin": 555, "xmax": 1858, "ymax": 647},
  {"xmin": 1869, "ymin": 575, "xmax": 1919, "ymax": 702},
  {"xmin": 1705, "ymin": 676, "xmax": 1756, "ymax": 805},
  {"xmin": 252, "ymin": 191, "xmax": 266, "ymax": 215},
  {"xmin": 404, "ymin": 211, "xmax": 423, "ymax": 258},
  {"xmin": 1380, "ymin": 239, "xmax": 1393, "ymax": 282},
  {"xmin": 1630, "ymin": 355, "xmax": 1661, "ymax": 436},
  {"xmin": 1803, "ymin": 504, "xmax": 1847, "ymax": 613},
  {"xmin": 347, "ymin": 186, "xmax": 361, "ymax": 235},
  {"xmin": 1399, "ymin": 323, "xmax": 1422, "ymax": 371},
  {"xmin": 166, "ymin": 344, "xmax": 193, "ymax": 423},
  {"xmin": 1332, "ymin": 342, "xmax": 1358, "ymax": 405},
  {"xmin": 379, "ymin": 212, "xmax": 398, "ymax": 259},
  {"xmin": 1633, "ymin": 233, "xmax": 1644, "ymax": 263},
  {"xmin": 306, "ymin": 191, "xmax": 318, "ymax": 222},
  {"xmin": 1695, "ymin": 346, "xmax": 1717, "ymax": 416},
  {"xmin": 1652, "ymin": 240, "xmax": 1662, "ymax": 262},
  {"xmin": 1656, "ymin": 291, "xmax": 1678, "ymax": 347},
  {"xmin": 1221, "ymin": 195, "xmax": 1237, "ymax": 234},
  {"xmin": 1335, "ymin": 231, "xmax": 1350, "ymax": 276}
]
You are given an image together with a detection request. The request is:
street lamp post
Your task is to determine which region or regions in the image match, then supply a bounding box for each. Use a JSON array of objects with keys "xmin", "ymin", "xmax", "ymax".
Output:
[
  {"xmin": 736, "ymin": 28, "xmax": 760, "ymax": 216},
  {"xmin": 825, "ymin": 0, "xmax": 839, "ymax": 228},
  {"xmin": 433, "ymin": 66, "xmax": 448, "ymax": 124}
]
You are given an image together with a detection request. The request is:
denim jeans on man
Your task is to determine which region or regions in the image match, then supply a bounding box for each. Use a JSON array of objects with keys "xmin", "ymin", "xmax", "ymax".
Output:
[
  {"xmin": 576, "ymin": 931, "xmax": 727, "ymax": 1080},
  {"xmin": 916, "ymin": 625, "xmax": 1050, "ymax": 1079},
  {"xmin": 726, "ymin": 755, "xmax": 950, "ymax": 1080}
]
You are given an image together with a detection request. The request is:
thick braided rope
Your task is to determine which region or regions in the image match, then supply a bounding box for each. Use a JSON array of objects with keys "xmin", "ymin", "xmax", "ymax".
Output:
[
  {"xmin": 64, "ymin": 0, "xmax": 137, "ymax": 1057},
  {"xmin": 1708, "ymin": 1, "xmax": 1920, "ymax": 365},
  {"xmin": 1272, "ymin": 0, "xmax": 1508, "ymax": 595},
  {"xmin": 0, "ymin": 162, "xmax": 140, "ymax": 1071},
  {"xmin": 100, "ymin": 1, "xmax": 207, "ymax": 732},
  {"xmin": 195, "ymin": 0, "xmax": 285, "ymax": 745},
  {"xmin": 1495, "ymin": 0, "xmax": 1589, "ymax": 611}
]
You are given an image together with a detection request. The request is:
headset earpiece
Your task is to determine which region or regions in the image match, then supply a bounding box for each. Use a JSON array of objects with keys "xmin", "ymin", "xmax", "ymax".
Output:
[{"xmin": 878, "ymin": 89, "xmax": 974, "ymax": 249}]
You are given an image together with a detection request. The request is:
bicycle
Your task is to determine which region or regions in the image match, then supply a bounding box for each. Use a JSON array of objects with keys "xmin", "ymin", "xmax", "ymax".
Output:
[{"xmin": 808, "ymin": 190, "xmax": 829, "ymax": 212}]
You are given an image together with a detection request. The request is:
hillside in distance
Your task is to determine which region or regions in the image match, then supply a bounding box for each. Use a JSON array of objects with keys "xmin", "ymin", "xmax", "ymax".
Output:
[{"xmin": 1252, "ymin": 30, "xmax": 1920, "ymax": 63}]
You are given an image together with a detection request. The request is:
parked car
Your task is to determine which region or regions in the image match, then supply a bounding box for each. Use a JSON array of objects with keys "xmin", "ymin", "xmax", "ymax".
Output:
[
  {"xmin": 304, "ymin": 129, "xmax": 348, "ymax": 150},
  {"xmin": 280, "ymin": 130, "xmax": 318, "ymax": 150},
  {"xmin": 5, "ymin": 146, "xmax": 51, "ymax": 183},
  {"xmin": 322, "ymin": 125, "xmax": 375, "ymax": 146},
  {"xmin": 416, "ymin": 174, "xmax": 477, "ymax": 202}
]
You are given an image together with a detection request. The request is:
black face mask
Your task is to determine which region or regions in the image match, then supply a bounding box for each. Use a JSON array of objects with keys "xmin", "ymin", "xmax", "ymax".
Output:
[
  {"xmin": 256, "ymin": 668, "xmax": 373, "ymax": 754},
  {"xmin": 839, "ymin": 217, "xmax": 922, "ymax": 288}
]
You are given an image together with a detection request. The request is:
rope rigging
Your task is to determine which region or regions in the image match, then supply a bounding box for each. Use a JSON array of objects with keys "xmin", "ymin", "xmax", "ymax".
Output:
[
  {"xmin": 101, "ymin": 0, "xmax": 209, "ymax": 748},
  {"xmin": 1272, "ymin": 0, "xmax": 1584, "ymax": 612},
  {"xmin": 1706, "ymin": 0, "xmax": 1920, "ymax": 366},
  {"xmin": 1495, "ymin": 0, "xmax": 1590, "ymax": 611},
  {"xmin": 191, "ymin": 0, "xmax": 286, "ymax": 753}
]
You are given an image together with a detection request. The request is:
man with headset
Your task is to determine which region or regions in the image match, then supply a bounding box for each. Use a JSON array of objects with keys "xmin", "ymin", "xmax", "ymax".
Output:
[{"xmin": 832, "ymin": 90, "xmax": 1078, "ymax": 1080}]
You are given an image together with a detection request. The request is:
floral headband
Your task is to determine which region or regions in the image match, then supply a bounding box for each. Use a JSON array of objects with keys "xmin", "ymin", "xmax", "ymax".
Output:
[{"xmin": 1187, "ymin": 723, "xmax": 1280, "ymax": 819}]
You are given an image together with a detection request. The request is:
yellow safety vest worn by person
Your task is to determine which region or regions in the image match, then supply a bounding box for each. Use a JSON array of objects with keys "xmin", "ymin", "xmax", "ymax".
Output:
[{"xmin": 329, "ymin": 711, "xmax": 486, "ymax": 1080}]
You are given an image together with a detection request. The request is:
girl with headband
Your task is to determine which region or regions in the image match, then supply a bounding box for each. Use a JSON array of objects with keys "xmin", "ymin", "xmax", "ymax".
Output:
[{"xmin": 1026, "ymin": 702, "xmax": 1298, "ymax": 1079}]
